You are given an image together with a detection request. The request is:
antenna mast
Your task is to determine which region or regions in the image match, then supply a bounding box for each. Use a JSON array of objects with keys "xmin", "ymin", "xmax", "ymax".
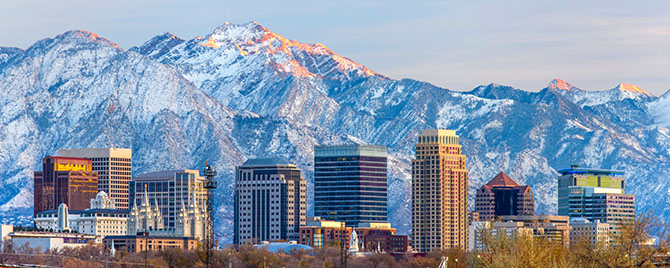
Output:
[{"xmin": 203, "ymin": 161, "xmax": 218, "ymax": 268}]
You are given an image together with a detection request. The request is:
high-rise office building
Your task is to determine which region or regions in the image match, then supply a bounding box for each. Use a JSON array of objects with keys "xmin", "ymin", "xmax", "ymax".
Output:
[
  {"xmin": 558, "ymin": 165, "xmax": 635, "ymax": 226},
  {"xmin": 314, "ymin": 144, "xmax": 388, "ymax": 227},
  {"xmin": 57, "ymin": 148, "xmax": 132, "ymax": 209},
  {"xmin": 129, "ymin": 169, "xmax": 207, "ymax": 238},
  {"xmin": 33, "ymin": 156, "xmax": 99, "ymax": 217},
  {"xmin": 475, "ymin": 171, "xmax": 534, "ymax": 221},
  {"xmin": 411, "ymin": 129, "xmax": 469, "ymax": 252},
  {"xmin": 234, "ymin": 158, "xmax": 306, "ymax": 245}
]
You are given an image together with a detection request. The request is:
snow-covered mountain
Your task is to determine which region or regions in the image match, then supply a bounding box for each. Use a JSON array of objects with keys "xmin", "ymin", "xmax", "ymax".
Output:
[{"xmin": 2, "ymin": 23, "xmax": 670, "ymax": 244}]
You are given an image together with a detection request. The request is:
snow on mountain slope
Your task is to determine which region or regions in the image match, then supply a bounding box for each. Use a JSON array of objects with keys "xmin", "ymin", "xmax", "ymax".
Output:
[
  {"xmin": 0, "ymin": 29, "xmax": 246, "ymax": 221},
  {"xmin": 551, "ymin": 79, "xmax": 655, "ymax": 107},
  {"xmin": 0, "ymin": 47, "xmax": 22, "ymax": 66},
  {"xmin": 648, "ymin": 90, "xmax": 670, "ymax": 128},
  {"xmin": 3, "ymin": 23, "xmax": 670, "ymax": 243}
]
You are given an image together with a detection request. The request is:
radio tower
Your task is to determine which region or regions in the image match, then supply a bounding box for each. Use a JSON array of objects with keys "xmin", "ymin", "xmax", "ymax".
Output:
[{"xmin": 203, "ymin": 161, "xmax": 218, "ymax": 268}]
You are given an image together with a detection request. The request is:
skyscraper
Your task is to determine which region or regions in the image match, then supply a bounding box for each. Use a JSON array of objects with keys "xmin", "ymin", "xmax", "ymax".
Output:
[
  {"xmin": 411, "ymin": 129, "xmax": 469, "ymax": 252},
  {"xmin": 557, "ymin": 165, "xmax": 635, "ymax": 226},
  {"xmin": 57, "ymin": 148, "xmax": 132, "ymax": 209},
  {"xmin": 314, "ymin": 144, "xmax": 388, "ymax": 227},
  {"xmin": 475, "ymin": 171, "xmax": 534, "ymax": 221},
  {"xmin": 33, "ymin": 156, "xmax": 99, "ymax": 217},
  {"xmin": 234, "ymin": 158, "xmax": 306, "ymax": 245}
]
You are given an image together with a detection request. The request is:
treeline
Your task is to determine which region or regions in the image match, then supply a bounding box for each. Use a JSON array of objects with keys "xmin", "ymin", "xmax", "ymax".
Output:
[{"xmin": 1, "ymin": 213, "xmax": 669, "ymax": 268}]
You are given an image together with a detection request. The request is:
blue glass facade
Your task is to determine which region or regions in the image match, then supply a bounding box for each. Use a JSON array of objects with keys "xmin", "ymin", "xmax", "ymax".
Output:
[{"xmin": 314, "ymin": 144, "xmax": 388, "ymax": 227}]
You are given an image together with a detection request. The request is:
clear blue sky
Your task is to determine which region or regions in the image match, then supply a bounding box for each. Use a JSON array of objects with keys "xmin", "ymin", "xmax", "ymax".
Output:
[{"xmin": 3, "ymin": 0, "xmax": 670, "ymax": 95}]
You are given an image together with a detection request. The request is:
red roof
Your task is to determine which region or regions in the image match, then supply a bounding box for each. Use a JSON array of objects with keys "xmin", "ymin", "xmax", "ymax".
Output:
[{"xmin": 485, "ymin": 171, "xmax": 519, "ymax": 187}]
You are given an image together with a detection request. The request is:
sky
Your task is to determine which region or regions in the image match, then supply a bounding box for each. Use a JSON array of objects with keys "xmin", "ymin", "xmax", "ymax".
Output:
[{"xmin": 2, "ymin": 0, "xmax": 670, "ymax": 95}]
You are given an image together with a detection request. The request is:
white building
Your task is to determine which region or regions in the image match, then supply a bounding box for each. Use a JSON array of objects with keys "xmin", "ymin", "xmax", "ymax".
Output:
[
  {"xmin": 9, "ymin": 231, "xmax": 98, "ymax": 250},
  {"xmin": 58, "ymin": 148, "xmax": 133, "ymax": 209},
  {"xmin": 34, "ymin": 191, "xmax": 128, "ymax": 237},
  {"xmin": 1, "ymin": 225, "xmax": 13, "ymax": 250},
  {"xmin": 570, "ymin": 217, "xmax": 611, "ymax": 247},
  {"xmin": 127, "ymin": 181, "xmax": 206, "ymax": 240}
]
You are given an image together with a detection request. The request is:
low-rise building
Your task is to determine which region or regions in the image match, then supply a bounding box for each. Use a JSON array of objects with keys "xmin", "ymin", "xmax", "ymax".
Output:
[
  {"xmin": 360, "ymin": 229, "xmax": 408, "ymax": 253},
  {"xmin": 468, "ymin": 221, "xmax": 491, "ymax": 252},
  {"xmin": 9, "ymin": 231, "xmax": 98, "ymax": 250},
  {"xmin": 499, "ymin": 215, "xmax": 571, "ymax": 247},
  {"xmin": 103, "ymin": 233, "xmax": 198, "ymax": 253},
  {"xmin": 352, "ymin": 222, "xmax": 408, "ymax": 253},
  {"xmin": 299, "ymin": 218, "xmax": 351, "ymax": 249},
  {"xmin": 34, "ymin": 192, "xmax": 128, "ymax": 237},
  {"xmin": 470, "ymin": 215, "xmax": 572, "ymax": 249},
  {"xmin": 570, "ymin": 217, "xmax": 611, "ymax": 247}
]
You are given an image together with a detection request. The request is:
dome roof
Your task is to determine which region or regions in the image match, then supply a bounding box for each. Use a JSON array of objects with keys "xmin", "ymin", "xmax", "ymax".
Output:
[
  {"xmin": 96, "ymin": 191, "xmax": 109, "ymax": 198},
  {"xmin": 254, "ymin": 242, "xmax": 313, "ymax": 253}
]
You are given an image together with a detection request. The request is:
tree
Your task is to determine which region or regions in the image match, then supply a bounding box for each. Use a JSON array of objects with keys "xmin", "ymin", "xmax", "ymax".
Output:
[
  {"xmin": 478, "ymin": 228, "xmax": 572, "ymax": 268},
  {"xmin": 572, "ymin": 212, "xmax": 670, "ymax": 268}
]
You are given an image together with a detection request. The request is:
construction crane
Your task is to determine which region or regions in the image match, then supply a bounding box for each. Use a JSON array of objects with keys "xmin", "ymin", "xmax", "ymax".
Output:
[{"xmin": 203, "ymin": 161, "xmax": 218, "ymax": 268}]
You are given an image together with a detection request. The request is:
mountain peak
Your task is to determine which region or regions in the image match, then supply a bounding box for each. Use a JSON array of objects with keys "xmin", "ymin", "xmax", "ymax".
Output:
[
  {"xmin": 615, "ymin": 83, "xmax": 652, "ymax": 96},
  {"xmin": 130, "ymin": 32, "xmax": 184, "ymax": 58},
  {"xmin": 548, "ymin": 79, "xmax": 583, "ymax": 92},
  {"xmin": 194, "ymin": 21, "xmax": 377, "ymax": 78},
  {"xmin": 56, "ymin": 30, "xmax": 121, "ymax": 49}
]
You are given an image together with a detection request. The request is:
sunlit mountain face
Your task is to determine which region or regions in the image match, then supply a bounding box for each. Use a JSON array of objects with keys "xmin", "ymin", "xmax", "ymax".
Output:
[{"xmin": 2, "ymin": 22, "xmax": 670, "ymax": 244}]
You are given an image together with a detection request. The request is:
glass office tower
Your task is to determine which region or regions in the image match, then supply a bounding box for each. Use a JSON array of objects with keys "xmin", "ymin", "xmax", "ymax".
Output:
[{"xmin": 314, "ymin": 144, "xmax": 388, "ymax": 227}]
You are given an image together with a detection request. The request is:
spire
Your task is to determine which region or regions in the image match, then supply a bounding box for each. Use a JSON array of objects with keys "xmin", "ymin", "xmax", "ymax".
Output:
[
  {"xmin": 349, "ymin": 230, "xmax": 359, "ymax": 253},
  {"xmin": 143, "ymin": 183, "xmax": 150, "ymax": 208}
]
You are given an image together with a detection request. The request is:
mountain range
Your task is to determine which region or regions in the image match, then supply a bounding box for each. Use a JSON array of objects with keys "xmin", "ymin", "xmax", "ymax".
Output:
[{"xmin": 1, "ymin": 21, "xmax": 670, "ymax": 244}]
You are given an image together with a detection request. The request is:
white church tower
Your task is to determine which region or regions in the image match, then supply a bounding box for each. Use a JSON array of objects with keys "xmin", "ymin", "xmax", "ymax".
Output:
[{"xmin": 127, "ymin": 184, "xmax": 164, "ymax": 235}]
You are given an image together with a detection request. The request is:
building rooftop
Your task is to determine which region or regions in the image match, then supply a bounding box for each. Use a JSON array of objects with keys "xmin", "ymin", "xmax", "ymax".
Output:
[
  {"xmin": 355, "ymin": 222, "xmax": 393, "ymax": 229},
  {"xmin": 500, "ymin": 215, "xmax": 570, "ymax": 223},
  {"xmin": 242, "ymin": 158, "xmax": 296, "ymax": 167},
  {"xmin": 37, "ymin": 208, "xmax": 129, "ymax": 215},
  {"xmin": 10, "ymin": 231, "xmax": 96, "ymax": 239},
  {"xmin": 419, "ymin": 129, "xmax": 457, "ymax": 136},
  {"xmin": 557, "ymin": 166, "xmax": 624, "ymax": 176},
  {"xmin": 485, "ymin": 172, "xmax": 519, "ymax": 187},
  {"xmin": 104, "ymin": 235, "xmax": 196, "ymax": 240},
  {"xmin": 254, "ymin": 241, "xmax": 313, "ymax": 253},
  {"xmin": 58, "ymin": 148, "xmax": 132, "ymax": 158},
  {"xmin": 46, "ymin": 156, "xmax": 91, "ymax": 161},
  {"xmin": 133, "ymin": 169, "xmax": 200, "ymax": 180},
  {"xmin": 306, "ymin": 220, "xmax": 346, "ymax": 228},
  {"xmin": 315, "ymin": 144, "xmax": 387, "ymax": 157}
]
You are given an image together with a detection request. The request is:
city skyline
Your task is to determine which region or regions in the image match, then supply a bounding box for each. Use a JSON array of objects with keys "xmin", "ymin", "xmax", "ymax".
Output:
[{"xmin": 2, "ymin": 1, "xmax": 670, "ymax": 95}]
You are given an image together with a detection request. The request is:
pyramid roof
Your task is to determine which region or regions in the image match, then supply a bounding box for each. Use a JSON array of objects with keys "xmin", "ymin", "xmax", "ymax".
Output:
[{"xmin": 485, "ymin": 171, "xmax": 519, "ymax": 187}]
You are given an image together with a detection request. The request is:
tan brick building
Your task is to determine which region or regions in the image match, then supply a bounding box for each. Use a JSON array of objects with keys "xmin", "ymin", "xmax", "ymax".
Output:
[
  {"xmin": 103, "ymin": 233, "xmax": 198, "ymax": 252},
  {"xmin": 411, "ymin": 129, "xmax": 469, "ymax": 252}
]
